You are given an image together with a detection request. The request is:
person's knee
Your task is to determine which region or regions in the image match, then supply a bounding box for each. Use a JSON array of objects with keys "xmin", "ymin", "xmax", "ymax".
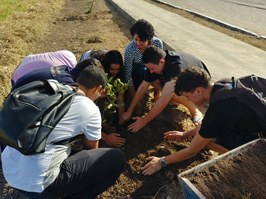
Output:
[{"xmin": 108, "ymin": 148, "xmax": 126, "ymax": 171}]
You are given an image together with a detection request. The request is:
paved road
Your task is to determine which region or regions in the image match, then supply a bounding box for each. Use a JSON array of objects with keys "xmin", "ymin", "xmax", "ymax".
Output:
[
  {"xmin": 159, "ymin": 0, "xmax": 266, "ymax": 37},
  {"xmin": 110, "ymin": 0, "xmax": 266, "ymax": 81}
]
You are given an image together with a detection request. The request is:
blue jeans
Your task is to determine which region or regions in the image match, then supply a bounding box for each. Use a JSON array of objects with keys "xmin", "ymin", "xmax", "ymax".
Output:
[{"xmin": 17, "ymin": 148, "xmax": 125, "ymax": 199}]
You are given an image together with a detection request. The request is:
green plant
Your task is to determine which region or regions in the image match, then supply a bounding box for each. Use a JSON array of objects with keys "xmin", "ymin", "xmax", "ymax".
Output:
[
  {"xmin": 103, "ymin": 77, "xmax": 129, "ymax": 123},
  {"xmin": 85, "ymin": 0, "xmax": 95, "ymax": 14},
  {"xmin": 0, "ymin": 0, "xmax": 37, "ymax": 22}
]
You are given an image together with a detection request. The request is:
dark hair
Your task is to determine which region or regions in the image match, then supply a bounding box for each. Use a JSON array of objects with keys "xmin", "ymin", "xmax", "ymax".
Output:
[
  {"xmin": 175, "ymin": 67, "xmax": 211, "ymax": 95},
  {"xmin": 130, "ymin": 19, "xmax": 154, "ymax": 41},
  {"xmin": 71, "ymin": 58, "xmax": 103, "ymax": 81},
  {"xmin": 77, "ymin": 65, "xmax": 107, "ymax": 89},
  {"xmin": 90, "ymin": 50, "xmax": 108, "ymax": 63},
  {"xmin": 102, "ymin": 50, "xmax": 124, "ymax": 76},
  {"xmin": 142, "ymin": 46, "xmax": 166, "ymax": 64}
]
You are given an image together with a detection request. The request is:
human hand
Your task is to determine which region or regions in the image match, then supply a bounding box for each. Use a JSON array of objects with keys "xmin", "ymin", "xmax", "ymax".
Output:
[
  {"xmin": 104, "ymin": 133, "xmax": 125, "ymax": 147},
  {"xmin": 192, "ymin": 109, "xmax": 203, "ymax": 126},
  {"xmin": 120, "ymin": 111, "xmax": 132, "ymax": 124},
  {"xmin": 142, "ymin": 156, "xmax": 161, "ymax": 176},
  {"xmin": 164, "ymin": 131, "xmax": 185, "ymax": 142},
  {"xmin": 128, "ymin": 116, "xmax": 147, "ymax": 133}
]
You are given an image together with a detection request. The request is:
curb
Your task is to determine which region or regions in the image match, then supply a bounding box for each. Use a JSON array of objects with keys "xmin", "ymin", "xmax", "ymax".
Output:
[
  {"xmin": 108, "ymin": 0, "xmax": 136, "ymax": 26},
  {"xmin": 154, "ymin": 0, "xmax": 266, "ymax": 40},
  {"xmin": 108, "ymin": 0, "xmax": 175, "ymax": 51}
]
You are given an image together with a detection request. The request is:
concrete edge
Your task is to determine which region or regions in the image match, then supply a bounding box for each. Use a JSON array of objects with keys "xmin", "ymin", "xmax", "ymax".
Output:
[
  {"xmin": 154, "ymin": 0, "xmax": 266, "ymax": 40},
  {"xmin": 108, "ymin": 0, "xmax": 175, "ymax": 51}
]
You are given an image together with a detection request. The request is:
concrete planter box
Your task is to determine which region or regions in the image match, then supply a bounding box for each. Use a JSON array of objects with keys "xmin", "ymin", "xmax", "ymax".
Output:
[{"xmin": 178, "ymin": 138, "xmax": 266, "ymax": 199}]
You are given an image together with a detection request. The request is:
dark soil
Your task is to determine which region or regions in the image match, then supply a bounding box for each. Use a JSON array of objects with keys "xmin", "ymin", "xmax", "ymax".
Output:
[
  {"xmin": 1, "ymin": 0, "xmax": 264, "ymax": 198},
  {"xmin": 101, "ymin": 102, "xmax": 213, "ymax": 198},
  {"xmin": 0, "ymin": 0, "xmax": 211, "ymax": 198},
  {"xmin": 183, "ymin": 140, "xmax": 266, "ymax": 199}
]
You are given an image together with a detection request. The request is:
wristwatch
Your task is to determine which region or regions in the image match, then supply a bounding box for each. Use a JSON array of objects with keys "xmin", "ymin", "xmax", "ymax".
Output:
[{"xmin": 160, "ymin": 157, "xmax": 168, "ymax": 168}]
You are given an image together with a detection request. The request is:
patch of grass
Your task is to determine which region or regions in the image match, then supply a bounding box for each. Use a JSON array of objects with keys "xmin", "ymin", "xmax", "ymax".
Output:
[
  {"xmin": 0, "ymin": 0, "xmax": 37, "ymax": 22},
  {"xmin": 0, "ymin": 0, "xmax": 64, "ymax": 106}
]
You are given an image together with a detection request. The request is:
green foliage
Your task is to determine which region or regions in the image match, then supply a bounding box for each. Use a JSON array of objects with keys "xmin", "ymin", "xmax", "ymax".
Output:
[
  {"xmin": 0, "ymin": 0, "xmax": 37, "ymax": 22},
  {"xmin": 104, "ymin": 77, "xmax": 129, "ymax": 114},
  {"xmin": 86, "ymin": 0, "xmax": 95, "ymax": 14}
]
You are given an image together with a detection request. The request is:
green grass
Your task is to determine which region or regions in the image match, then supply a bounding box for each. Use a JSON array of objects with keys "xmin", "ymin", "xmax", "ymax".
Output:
[{"xmin": 0, "ymin": 0, "xmax": 37, "ymax": 22}]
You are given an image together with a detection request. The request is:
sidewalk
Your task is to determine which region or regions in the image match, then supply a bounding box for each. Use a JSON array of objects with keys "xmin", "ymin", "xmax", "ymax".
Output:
[{"xmin": 109, "ymin": 0, "xmax": 266, "ymax": 81}]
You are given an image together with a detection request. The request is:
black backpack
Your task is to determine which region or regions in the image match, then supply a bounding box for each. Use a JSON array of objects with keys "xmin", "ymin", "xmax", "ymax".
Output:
[
  {"xmin": 210, "ymin": 75, "xmax": 266, "ymax": 134},
  {"xmin": 0, "ymin": 79, "xmax": 76, "ymax": 155}
]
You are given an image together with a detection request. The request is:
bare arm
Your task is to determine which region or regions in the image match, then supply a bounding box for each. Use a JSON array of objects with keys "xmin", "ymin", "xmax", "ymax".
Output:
[
  {"xmin": 121, "ymin": 80, "xmax": 150, "ymax": 122},
  {"xmin": 116, "ymin": 93, "xmax": 125, "ymax": 121},
  {"xmin": 101, "ymin": 131, "xmax": 125, "ymax": 147},
  {"xmin": 164, "ymin": 125, "xmax": 201, "ymax": 141},
  {"xmin": 128, "ymin": 80, "xmax": 150, "ymax": 113},
  {"xmin": 83, "ymin": 139, "xmax": 99, "ymax": 149},
  {"xmin": 142, "ymin": 133, "xmax": 212, "ymax": 175},
  {"xmin": 143, "ymin": 81, "xmax": 175, "ymax": 123},
  {"xmin": 165, "ymin": 133, "xmax": 211, "ymax": 164},
  {"xmin": 171, "ymin": 94, "xmax": 199, "ymax": 118},
  {"xmin": 129, "ymin": 85, "xmax": 136, "ymax": 99},
  {"xmin": 128, "ymin": 81, "xmax": 175, "ymax": 132}
]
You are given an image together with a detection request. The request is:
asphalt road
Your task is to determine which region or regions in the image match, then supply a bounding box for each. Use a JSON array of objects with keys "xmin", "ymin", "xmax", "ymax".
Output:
[
  {"xmin": 111, "ymin": 0, "xmax": 266, "ymax": 80},
  {"xmin": 159, "ymin": 0, "xmax": 266, "ymax": 37}
]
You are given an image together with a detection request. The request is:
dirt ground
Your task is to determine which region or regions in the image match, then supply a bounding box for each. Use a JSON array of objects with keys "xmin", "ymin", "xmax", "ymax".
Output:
[
  {"xmin": 0, "ymin": 0, "xmax": 209, "ymax": 198},
  {"xmin": 184, "ymin": 140, "xmax": 266, "ymax": 199},
  {"xmin": 0, "ymin": 0, "xmax": 264, "ymax": 198}
]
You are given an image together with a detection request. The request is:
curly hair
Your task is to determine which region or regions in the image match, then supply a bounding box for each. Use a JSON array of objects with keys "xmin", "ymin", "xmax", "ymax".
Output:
[
  {"xmin": 175, "ymin": 67, "xmax": 211, "ymax": 95},
  {"xmin": 130, "ymin": 19, "xmax": 155, "ymax": 41}
]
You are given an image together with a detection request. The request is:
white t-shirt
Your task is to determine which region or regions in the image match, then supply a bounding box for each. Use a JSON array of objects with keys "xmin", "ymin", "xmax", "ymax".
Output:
[{"xmin": 1, "ymin": 95, "xmax": 101, "ymax": 193}]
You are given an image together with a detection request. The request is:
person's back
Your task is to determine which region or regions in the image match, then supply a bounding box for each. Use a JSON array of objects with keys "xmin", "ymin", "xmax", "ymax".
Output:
[
  {"xmin": 2, "ymin": 90, "xmax": 100, "ymax": 192},
  {"xmin": 174, "ymin": 67, "xmax": 262, "ymax": 149},
  {"xmin": 79, "ymin": 50, "xmax": 108, "ymax": 63},
  {"xmin": 199, "ymin": 80, "xmax": 261, "ymax": 149},
  {"xmin": 142, "ymin": 67, "xmax": 265, "ymax": 175},
  {"xmin": 12, "ymin": 50, "xmax": 77, "ymax": 85},
  {"xmin": 144, "ymin": 50, "xmax": 210, "ymax": 86},
  {"xmin": 2, "ymin": 66, "xmax": 125, "ymax": 198},
  {"xmin": 80, "ymin": 50, "xmax": 127, "ymax": 147},
  {"xmin": 12, "ymin": 58, "xmax": 102, "ymax": 91},
  {"xmin": 12, "ymin": 65, "xmax": 75, "ymax": 90}
]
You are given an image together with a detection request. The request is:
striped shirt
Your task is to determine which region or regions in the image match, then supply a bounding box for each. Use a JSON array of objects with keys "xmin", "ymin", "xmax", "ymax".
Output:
[{"xmin": 124, "ymin": 36, "xmax": 163, "ymax": 85}]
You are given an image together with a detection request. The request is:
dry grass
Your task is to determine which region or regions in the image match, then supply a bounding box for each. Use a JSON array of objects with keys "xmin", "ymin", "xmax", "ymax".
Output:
[
  {"xmin": 0, "ymin": 0, "xmax": 37, "ymax": 21},
  {"xmin": 0, "ymin": 0, "xmax": 64, "ymax": 106}
]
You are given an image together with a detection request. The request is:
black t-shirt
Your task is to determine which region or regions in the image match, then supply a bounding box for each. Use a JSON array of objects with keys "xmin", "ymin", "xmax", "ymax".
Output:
[
  {"xmin": 199, "ymin": 84, "xmax": 261, "ymax": 148},
  {"xmin": 144, "ymin": 50, "xmax": 208, "ymax": 88}
]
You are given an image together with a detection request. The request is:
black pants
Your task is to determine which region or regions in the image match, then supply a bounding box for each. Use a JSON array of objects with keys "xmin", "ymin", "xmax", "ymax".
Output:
[
  {"xmin": 17, "ymin": 148, "xmax": 126, "ymax": 199},
  {"xmin": 132, "ymin": 62, "xmax": 147, "ymax": 90}
]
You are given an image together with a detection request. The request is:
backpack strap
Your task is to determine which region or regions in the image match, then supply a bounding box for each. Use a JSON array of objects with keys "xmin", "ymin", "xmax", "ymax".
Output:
[
  {"xmin": 50, "ymin": 87, "xmax": 85, "ymax": 146},
  {"xmin": 52, "ymin": 134, "xmax": 83, "ymax": 145},
  {"xmin": 209, "ymin": 77, "xmax": 235, "ymax": 105}
]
